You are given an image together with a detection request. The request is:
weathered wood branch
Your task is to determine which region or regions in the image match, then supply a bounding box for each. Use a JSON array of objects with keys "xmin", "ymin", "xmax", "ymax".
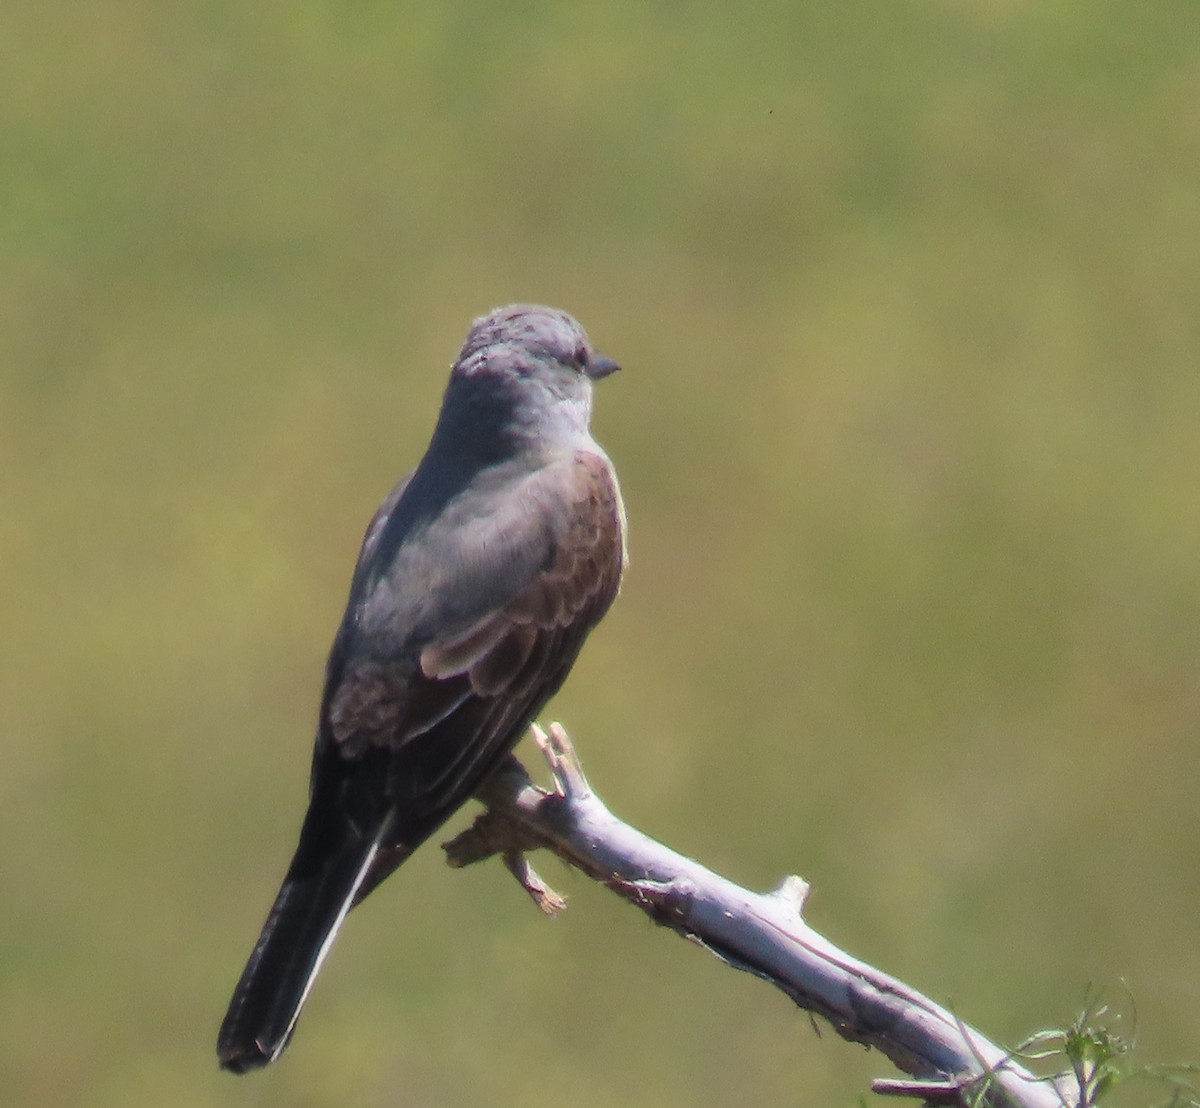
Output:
[{"xmin": 444, "ymin": 723, "xmax": 1075, "ymax": 1108}]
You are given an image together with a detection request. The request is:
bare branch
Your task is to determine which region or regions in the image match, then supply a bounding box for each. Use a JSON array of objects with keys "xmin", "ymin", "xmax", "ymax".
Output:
[
  {"xmin": 873, "ymin": 1077, "xmax": 974, "ymax": 1104},
  {"xmin": 444, "ymin": 723, "xmax": 1074, "ymax": 1108}
]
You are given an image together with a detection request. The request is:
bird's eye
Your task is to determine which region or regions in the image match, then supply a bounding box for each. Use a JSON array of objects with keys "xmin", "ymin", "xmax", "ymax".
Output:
[{"xmin": 572, "ymin": 344, "xmax": 589, "ymax": 370}]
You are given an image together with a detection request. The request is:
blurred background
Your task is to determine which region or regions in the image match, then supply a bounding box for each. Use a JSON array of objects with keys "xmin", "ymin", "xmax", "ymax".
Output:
[{"xmin": 2, "ymin": 2, "xmax": 1197, "ymax": 1105}]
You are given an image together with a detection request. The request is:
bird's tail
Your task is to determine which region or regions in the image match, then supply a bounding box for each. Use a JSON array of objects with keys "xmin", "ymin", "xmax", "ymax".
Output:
[{"xmin": 217, "ymin": 813, "xmax": 398, "ymax": 1073}]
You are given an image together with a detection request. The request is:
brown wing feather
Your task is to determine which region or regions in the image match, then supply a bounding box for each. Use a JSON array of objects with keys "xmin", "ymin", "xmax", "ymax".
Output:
[
  {"xmin": 328, "ymin": 451, "xmax": 623, "ymax": 799},
  {"xmin": 336, "ymin": 450, "xmax": 623, "ymax": 905}
]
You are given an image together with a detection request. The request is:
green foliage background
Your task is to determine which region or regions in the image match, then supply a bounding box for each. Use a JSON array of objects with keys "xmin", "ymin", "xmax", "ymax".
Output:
[{"xmin": 2, "ymin": 2, "xmax": 1197, "ymax": 1105}]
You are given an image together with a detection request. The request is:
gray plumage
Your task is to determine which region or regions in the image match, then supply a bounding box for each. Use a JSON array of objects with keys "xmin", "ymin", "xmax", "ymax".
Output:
[{"xmin": 217, "ymin": 304, "xmax": 625, "ymax": 1072}]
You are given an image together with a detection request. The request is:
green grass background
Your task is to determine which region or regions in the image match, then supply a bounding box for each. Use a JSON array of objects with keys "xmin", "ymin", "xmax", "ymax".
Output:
[{"xmin": 2, "ymin": 2, "xmax": 1197, "ymax": 1105}]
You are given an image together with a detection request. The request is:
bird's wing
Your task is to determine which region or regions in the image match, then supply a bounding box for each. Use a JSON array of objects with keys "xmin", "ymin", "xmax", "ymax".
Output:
[
  {"xmin": 345, "ymin": 470, "xmax": 414, "ymax": 607},
  {"xmin": 318, "ymin": 449, "xmax": 623, "ymax": 826}
]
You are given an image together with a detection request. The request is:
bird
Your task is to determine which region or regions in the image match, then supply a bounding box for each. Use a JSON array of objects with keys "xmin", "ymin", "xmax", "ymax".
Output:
[{"xmin": 217, "ymin": 304, "xmax": 626, "ymax": 1073}]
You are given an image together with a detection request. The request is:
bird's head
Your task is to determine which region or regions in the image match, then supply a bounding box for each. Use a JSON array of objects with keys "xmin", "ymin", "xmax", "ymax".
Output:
[
  {"xmin": 440, "ymin": 304, "xmax": 619, "ymax": 444},
  {"xmin": 456, "ymin": 303, "xmax": 619, "ymax": 386}
]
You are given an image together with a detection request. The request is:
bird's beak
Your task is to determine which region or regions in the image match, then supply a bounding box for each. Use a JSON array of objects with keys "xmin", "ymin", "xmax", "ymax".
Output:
[{"xmin": 586, "ymin": 355, "xmax": 621, "ymax": 381}]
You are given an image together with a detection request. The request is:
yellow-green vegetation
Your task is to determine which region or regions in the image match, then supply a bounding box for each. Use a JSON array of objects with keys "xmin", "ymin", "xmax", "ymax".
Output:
[
  {"xmin": 1001, "ymin": 990, "xmax": 1199, "ymax": 1108},
  {"xmin": 2, "ymin": 2, "xmax": 1197, "ymax": 1105}
]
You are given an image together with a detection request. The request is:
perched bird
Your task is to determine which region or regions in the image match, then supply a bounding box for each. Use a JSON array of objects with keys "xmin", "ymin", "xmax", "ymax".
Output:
[{"xmin": 217, "ymin": 304, "xmax": 625, "ymax": 1072}]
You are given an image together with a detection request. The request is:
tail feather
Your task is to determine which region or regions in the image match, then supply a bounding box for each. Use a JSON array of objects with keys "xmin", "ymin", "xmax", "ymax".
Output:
[{"xmin": 217, "ymin": 819, "xmax": 394, "ymax": 1073}]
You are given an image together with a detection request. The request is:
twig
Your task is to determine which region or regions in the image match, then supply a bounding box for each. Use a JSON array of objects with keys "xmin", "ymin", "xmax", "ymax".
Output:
[{"xmin": 444, "ymin": 723, "xmax": 1075, "ymax": 1108}]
